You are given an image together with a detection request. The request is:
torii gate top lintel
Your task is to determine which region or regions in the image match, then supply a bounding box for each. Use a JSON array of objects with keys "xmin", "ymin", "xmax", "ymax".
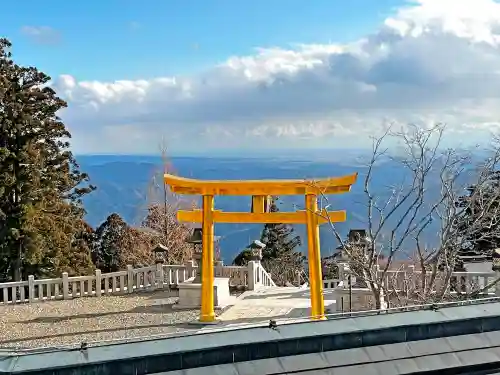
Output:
[{"xmin": 164, "ymin": 173, "xmax": 358, "ymax": 196}]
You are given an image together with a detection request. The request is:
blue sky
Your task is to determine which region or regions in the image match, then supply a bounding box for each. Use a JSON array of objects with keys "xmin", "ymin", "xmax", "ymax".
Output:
[
  {"xmin": 2, "ymin": 0, "xmax": 499, "ymax": 154},
  {"xmin": 2, "ymin": 0, "xmax": 404, "ymax": 81}
]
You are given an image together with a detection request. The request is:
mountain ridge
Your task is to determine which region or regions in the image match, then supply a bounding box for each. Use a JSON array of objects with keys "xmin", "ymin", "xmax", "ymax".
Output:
[{"xmin": 77, "ymin": 154, "xmax": 447, "ymax": 263}]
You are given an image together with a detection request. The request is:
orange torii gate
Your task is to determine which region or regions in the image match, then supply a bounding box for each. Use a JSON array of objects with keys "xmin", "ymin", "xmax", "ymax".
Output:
[{"xmin": 164, "ymin": 173, "xmax": 358, "ymax": 322}]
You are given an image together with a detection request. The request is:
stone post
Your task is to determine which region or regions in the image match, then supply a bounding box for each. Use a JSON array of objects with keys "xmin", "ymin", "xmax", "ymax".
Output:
[
  {"xmin": 495, "ymin": 268, "xmax": 500, "ymax": 298},
  {"xmin": 247, "ymin": 260, "xmax": 257, "ymax": 290},
  {"xmin": 156, "ymin": 262, "xmax": 164, "ymax": 290},
  {"xmin": 95, "ymin": 269, "xmax": 102, "ymax": 297},
  {"xmin": 185, "ymin": 260, "xmax": 196, "ymax": 279},
  {"xmin": 493, "ymin": 248, "xmax": 500, "ymax": 297},
  {"xmin": 214, "ymin": 260, "xmax": 224, "ymax": 278},
  {"xmin": 338, "ymin": 263, "xmax": 346, "ymax": 285},
  {"xmin": 127, "ymin": 265, "xmax": 134, "ymax": 293},
  {"xmin": 62, "ymin": 272, "xmax": 69, "ymax": 300},
  {"xmin": 28, "ymin": 275, "xmax": 35, "ymax": 303},
  {"xmin": 192, "ymin": 249, "xmax": 203, "ymax": 284}
]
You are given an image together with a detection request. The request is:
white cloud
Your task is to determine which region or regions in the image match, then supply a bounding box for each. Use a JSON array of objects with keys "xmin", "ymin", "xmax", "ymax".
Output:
[
  {"xmin": 52, "ymin": 0, "xmax": 500, "ymax": 154},
  {"xmin": 21, "ymin": 26, "xmax": 61, "ymax": 45}
]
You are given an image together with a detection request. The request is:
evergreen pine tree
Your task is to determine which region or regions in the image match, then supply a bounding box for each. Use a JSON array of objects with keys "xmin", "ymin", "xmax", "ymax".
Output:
[
  {"xmin": 24, "ymin": 201, "xmax": 95, "ymax": 277},
  {"xmin": 259, "ymin": 197, "xmax": 304, "ymax": 263},
  {"xmin": 456, "ymin": 170, "xmax": 500, "ymax": 255},
  {"xmin": 93, "ymin": 213, "xmax": 129, "ymax": 272},
  {"xmin": 61, "ymin": 220, "xmax": 95, "ymax": 276},
  {"xmin": 232, "ymin": 248, "xmax": 252, "ymax": 266},
  {"xmin": 233, "ymin": 197, "xmax": 305, "ymax": 268},
  {"xmin": 0, "ymin": 38, "xmax": 94, "ymax": 280}
]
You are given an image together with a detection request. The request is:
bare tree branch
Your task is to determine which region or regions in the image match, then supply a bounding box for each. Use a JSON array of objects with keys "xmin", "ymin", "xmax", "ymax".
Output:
[{"xmin": 310, "ymin": 123, "xmax": 500, "ymax": 309}]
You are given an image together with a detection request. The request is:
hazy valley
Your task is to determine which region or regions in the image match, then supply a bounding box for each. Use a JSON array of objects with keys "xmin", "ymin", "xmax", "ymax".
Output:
[{"xmin": 78, "ymin": 153, "xmax": 442, "ymax": 262}]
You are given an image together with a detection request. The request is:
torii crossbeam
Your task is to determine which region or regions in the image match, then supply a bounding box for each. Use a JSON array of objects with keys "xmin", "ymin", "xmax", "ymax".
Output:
[{"xmin": 164, "ymin": 173, "xmax": 357, "ymax": 322}]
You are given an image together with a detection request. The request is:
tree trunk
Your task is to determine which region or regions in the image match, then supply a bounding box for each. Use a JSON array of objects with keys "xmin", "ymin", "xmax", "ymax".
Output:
[{"xmin": 12, "ymin": 240, "xmax": 22, "ymax": 281}]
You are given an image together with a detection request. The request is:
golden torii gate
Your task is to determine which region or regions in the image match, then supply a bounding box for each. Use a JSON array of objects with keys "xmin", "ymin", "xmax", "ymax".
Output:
[{"xmin": 164, "ymin": 173, "xmax": 357, "ymax": 322}]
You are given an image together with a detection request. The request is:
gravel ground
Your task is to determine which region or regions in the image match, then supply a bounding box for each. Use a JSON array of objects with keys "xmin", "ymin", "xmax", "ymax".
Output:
[{"xmin": 0, "ymin": 291, "xmax": 209, "ymax": 349}]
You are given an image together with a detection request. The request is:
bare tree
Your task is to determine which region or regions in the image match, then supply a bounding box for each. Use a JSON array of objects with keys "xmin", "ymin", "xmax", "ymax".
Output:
[
  {"xmin": 139, "ymin": 204, "xmax": 193, "ymax": 264},
  {"xmin": 124, "ymin": 141, "xmax": 195, "ymax": 265},
  {"xmin": 313, "ymin": 124, "xmax": 500, "ymax": 309},
  {"xmin": 114, "ymin": 226, "xmax": 155, "ymax": 268}
]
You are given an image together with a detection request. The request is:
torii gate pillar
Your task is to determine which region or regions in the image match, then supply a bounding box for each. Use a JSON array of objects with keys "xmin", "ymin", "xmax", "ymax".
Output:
[
  {"xmin": 305, "ymin": 194, "xmax": 324, "ymax": 318},
  {"xmin": 201, "ymin": 195, "xmax": 215, "ymax": 321}
]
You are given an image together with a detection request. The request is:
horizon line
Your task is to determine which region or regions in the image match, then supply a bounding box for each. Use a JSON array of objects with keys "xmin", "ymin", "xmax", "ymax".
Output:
[{"xmin": 74, "ymin": 148, "xmax": 372, "ymax": 157}]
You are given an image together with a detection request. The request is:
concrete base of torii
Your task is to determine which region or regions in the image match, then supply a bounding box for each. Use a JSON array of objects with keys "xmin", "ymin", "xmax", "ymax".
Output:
[{"xmin": 173, "ymin": 276, "xmax": 235, "ymax": 310}]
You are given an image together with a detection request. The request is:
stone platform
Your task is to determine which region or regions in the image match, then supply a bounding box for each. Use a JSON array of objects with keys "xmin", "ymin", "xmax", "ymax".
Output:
[{"xmin": 174, "ymin": 277, "xmax": 235, "ymax": 310}]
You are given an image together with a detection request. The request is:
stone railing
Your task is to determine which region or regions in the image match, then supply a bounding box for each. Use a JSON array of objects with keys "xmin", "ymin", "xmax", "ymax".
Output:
[
  {"xmin": 378, "ymin": 268, "xmax": 499, "ymax": 296},
  {"xmin": 323, "ymin": 278, "xmax": 343, "ymax": 289},
  {"xmin": 447, "ymin": 271, "xmax": 496, "ymax": 294},
  {"xmin": 250, "ymin": 262, "xmax": 276, "ymax": 288},
  {"xmin": 324, "ymin": 265, "xmax": 500, "ymax": 295},
  {"xmin": 0, "ymin": 261, "xmax": 272, "ymax": 305},
  {"xmin": 324, "ymin": 265, "xmax": 500, "ymax": 313},
  {"xmin": 215, "ymin": 264, "xmax": 248, "ymax": 286}
]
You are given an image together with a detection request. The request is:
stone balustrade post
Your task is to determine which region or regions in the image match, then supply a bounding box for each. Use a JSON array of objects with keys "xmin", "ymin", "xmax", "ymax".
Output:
[
  {"xmin": 155, "ymin": 262, "xmax": 164, "ymax": 289},
  {"xmin": 62, "ymin": 272, "xmax": 69, "ymax": 300},
  {"xmin": 337, "ymin": 262, "xmax": 348, "ymax": 285},
  {"xmin": 28, "ymin": 275, "xmax": 35, "ymax": 303},
  {"xmin": 95, "ymin": 269, "xmax": 102, "ymax": 297},
  {"xmin": 247, "ymin": 260, "xmax": 257, "ymax": 290},
  {"xmin": 185, "ymin": 260, "xmax": 196, "ymax": 279},
  {"xmin": 214, "ymin": 260, "xmax": 224, "ymax": 277},
  {"xmin": 127, "ymin": 265, "xmax": 134, "ymax": 293},
  {"xmin": 495, "ymin": 269, "xmax": 500, "ymax": 297}
]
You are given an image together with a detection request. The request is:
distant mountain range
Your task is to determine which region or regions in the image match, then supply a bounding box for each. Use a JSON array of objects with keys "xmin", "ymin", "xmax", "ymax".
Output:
[{"xmin": 76, "ymin": 153, "xmax": 463, "ymax": 263}]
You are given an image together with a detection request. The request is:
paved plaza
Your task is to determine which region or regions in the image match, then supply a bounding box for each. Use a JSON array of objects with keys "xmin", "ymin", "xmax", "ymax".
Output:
[{"xmin": 217, "ymin": 286, "xmax": 337, "ymax": 321}]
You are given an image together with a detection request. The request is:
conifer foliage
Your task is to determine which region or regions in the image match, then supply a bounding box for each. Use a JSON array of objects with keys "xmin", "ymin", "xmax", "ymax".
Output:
[
  {"xmin": 260, "ymin": 197, "xmax": 302, "ymax": 259},
  {"xmin": 233, "ymin": 197, "xmax": 305, "ymax": 285},
  {"xmin": 93, "ymin": 213, "xmax": 130, "ymax": 272},
  {"xmin": 455, "ymin": 170, "xmax": 500, "ymax": 255},
  {"xmin": 0, "ymin": 38, "xmax": 94, "ymax": 280}
]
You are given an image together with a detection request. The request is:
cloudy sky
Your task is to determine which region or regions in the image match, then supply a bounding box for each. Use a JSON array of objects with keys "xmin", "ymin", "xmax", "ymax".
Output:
[{"xmin": 3, "ymin": 0, "xmax": 500, "ymax": 155}]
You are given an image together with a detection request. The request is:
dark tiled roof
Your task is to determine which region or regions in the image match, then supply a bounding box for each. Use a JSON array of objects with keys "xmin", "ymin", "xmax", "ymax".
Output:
[
  {"xmin": 161, "ymin": 331, "xmax": 500, "ymax": 374},
  {"xmin": 4, "ymin": 299, "xmax": 500, "ymax": 374}
]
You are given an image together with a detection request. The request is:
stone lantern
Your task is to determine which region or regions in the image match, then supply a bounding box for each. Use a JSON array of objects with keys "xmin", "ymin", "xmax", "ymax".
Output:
[
  {"xmin": 151, "ymin": 243, "xmax": 168, "ymax": 290},
  {"xmin": 152, "ymin": 243, "xmax": 168, "ymax": 264},
  {"xmin": 186, "ymin": 227, "xmax": 220, "ymax": 283},
  {"xmin": 176, "ymin": 228, "xmax": 230, "ymax": 310},
  {"xmin": 186, "ymin": 228, "xmax": 203, "ymax": 282},
  {"xmin": 187, "ymin": 228, "xmax": 203, "ymax": 260},
  {"xmin": 348, "ymin": 229, "xmax": 371, "ymax": 247},
  {"xmin": 492, "ymin": 248, "xmax": 500, "ymax": 271},
  {"xmin": 247, "ymin": 240, "xmax": 265, "ymax": 261}
]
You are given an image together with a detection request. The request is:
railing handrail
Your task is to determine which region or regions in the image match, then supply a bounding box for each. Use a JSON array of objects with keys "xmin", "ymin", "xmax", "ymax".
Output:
[
  {"xmin": 326, "ymin": 266, "xmax": 500, "ymax": 296},
  {"xmin": 67, "ymin": 275, "xmax": 95, "ymax": 281},
  {"xmin": 0, "ymin": 280, "xmax": 28, "ymax": 287},
  {"xmin": 100, "ymin": 270, "xmax": 127, "ymax": 277},
  {"xmin": 132, "ymin": 266, "xmax": 156, "ymax": 273},
  {"xmin": 380, "ymin": 269, "xmax": 495, "ymax": 275},
  {"xmin": 257, "ymin": 263, "xmax": 276, "ymax": 287}
]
